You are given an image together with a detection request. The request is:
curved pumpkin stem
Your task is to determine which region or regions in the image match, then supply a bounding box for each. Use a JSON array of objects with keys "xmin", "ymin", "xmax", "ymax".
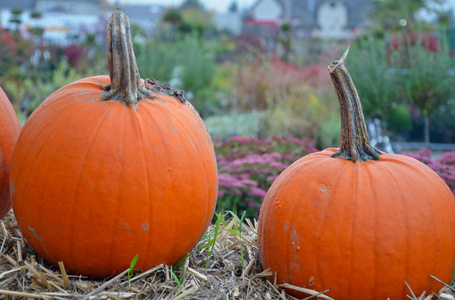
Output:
[
  {"xmin": 101, "ymin": 9, "xmax": 154, "ymax": 106},
  {"xmin": 328, "ymin": 47, "xmax": 381, "ymax": 162}
]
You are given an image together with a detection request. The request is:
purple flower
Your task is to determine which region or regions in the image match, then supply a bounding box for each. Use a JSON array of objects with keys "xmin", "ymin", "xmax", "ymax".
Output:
[
  {"xmin": 437, "ymin": 151, "xmax": 455, "ymax": 165},
  {"xmin": 214, "ymin": 136, "xmax": 319, "ymax": 217},
  {"xmin": 247, "ymin": 199, "xmax": 261, "ymax": 210},
  {"xmin": 401, "ymin": 148, "xmax": 455, "ymax": 197},
  {"xmin": 267, "ymin": 174, "xmax": 279, "ymax": 182},
  {"xmin": 402, "ymin": 148, "xmax": 433, "ymax": 165},
  {"xmin": 249, "ymin": 186, "xmax": 267, "ymax": 197},
  {"xmin": 268, "ymin": 161, "xmax": 289, "ymax": 169}
]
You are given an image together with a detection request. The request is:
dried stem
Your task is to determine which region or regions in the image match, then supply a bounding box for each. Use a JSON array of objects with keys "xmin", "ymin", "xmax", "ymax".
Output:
[
  {"xmin": 328, "ymin": 48, "xmax": 381, "ymax": 162},
  {"xmin": 101, "ymin": 9, "xmax": 153, "ymax": 106}
]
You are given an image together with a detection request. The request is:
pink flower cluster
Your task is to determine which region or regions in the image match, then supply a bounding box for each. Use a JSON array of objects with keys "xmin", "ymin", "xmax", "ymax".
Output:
[
  {"xmin": 402, "ymin": 148, "xmax": 455, "ymax": 193},
  {"xmin": 215, "ymin": 136, "xmax": 317, "ymax": 217}
]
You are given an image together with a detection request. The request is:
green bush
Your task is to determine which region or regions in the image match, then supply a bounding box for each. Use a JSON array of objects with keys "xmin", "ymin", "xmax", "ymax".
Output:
[
  {"xmin": 348, "ymin": 32, "xmax": 455, "ymax": 144},
  {"xmin": 4, "ymin": 61, "xmax": 99, "ymax": 122},
  {"xmin": 317, "ymin": 114, "xmax": 341, "ymax": 149},
  {"xmin": 347, "ymin": 35, "xmax": 399, "ymax": 118},
  {"xmin": 134, "ymin": 35, "xmax": 217, "ymax": 116},
  {"xmin": 204, "ymin": 111, "xmax": 261, "ymax": 140},
  {"xmin": 392, "ymin": 34, "xmax": 455, "ymax": 145},
  {"xmin": 384, "ymin": 104, "xmax": 413, "ymax": 138}
]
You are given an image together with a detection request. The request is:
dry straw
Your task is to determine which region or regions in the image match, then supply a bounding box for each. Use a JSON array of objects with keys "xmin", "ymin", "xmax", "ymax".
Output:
[{"xmin": 0, "ymin": 211, "xmax": 452, "ymax": 299}]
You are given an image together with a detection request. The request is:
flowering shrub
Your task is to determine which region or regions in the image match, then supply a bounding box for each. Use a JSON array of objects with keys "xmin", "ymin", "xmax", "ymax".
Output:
[
  {"xmin": 402, "ymin": 149, "xmax": 455, "ymax": 193},
  {"xmin": 215, "ymin": 136, "xmax": 318, "ymax": 218},
  {"xmin": 63, "ymin": 45, "xmax": 88, "ymax": 66},
  {"xmin": 391, "ymin": 33, "xmax": 439, "ymax": 53}
]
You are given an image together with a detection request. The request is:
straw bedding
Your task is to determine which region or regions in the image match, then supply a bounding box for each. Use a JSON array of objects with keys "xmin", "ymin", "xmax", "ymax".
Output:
[{"xmin": 0, "ymin": 211, "xmax": 453, "ymax": 300}]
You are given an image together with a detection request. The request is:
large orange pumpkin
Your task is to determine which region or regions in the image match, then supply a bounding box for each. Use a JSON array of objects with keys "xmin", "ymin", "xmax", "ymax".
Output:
[
  {"xmin": 10, "ymin": 10, "xmax": 218, "ymax": 278},
  {"xmin": 258, "ymin": 50, "xmax": 455, "ymax": 299},
  {"xmin": 0, "ymin": 88, "xmax": 20, "ymax": 219}
]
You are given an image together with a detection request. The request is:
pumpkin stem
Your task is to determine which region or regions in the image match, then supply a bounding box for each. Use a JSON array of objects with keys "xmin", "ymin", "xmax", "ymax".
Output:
[
  {"xmin": 328, "ymin": 47, "xmax": 381, "ymax": 162},
  {"xmin": 101, "ymin": 9, "xmax": 154, "ymax": 106}
]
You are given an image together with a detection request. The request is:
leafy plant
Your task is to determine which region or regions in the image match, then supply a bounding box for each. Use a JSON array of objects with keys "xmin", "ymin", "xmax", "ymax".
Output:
[
  {"xmin": 204, "ymin": 111, "xmax": 261, "ymax": 140},
  {"xmin": 232, "ymin": 55, "xmax": 338, "ymax": 146},
  {"xmin": 348, "ymin": 32, "xmax": 455, "ymax": 145},
  {"xmin": 4, "ymin": 60, "xmax": 100, "ymax": 122},
  {"xmin": 348, "ymin": 35, "xmax": 400, "ymax": 119},
  {"xmin": 161, "ymin": 266, "xmax": 185, "ymax": 288},
  {"xmin": 134, "ymin": 34, "xmax": 216, "ymax": 116},
  {"xmin": 175, "ymin": 212, "xmax": 250, "ymax": 273},
  {"xmin": 127, "ymin": 255, "xmax": 139, "ymax": 282},
  {"xmin": 205, "ymin": 213, "xmax": 222, "ymax": 269},
  {"xmin": 370, "ymin": 0, "xmax": 446, "ymax": 32},
  {"xmin": 174, "ymin": 212, "xmax": 223, "ymax": 269},
  {"xmin": 235, "ymin": 211, "xmax": 246, "ymax": 268},
  {"xmin": 392, "ymin": 34, "xmax": 455, "ymax": 146}
]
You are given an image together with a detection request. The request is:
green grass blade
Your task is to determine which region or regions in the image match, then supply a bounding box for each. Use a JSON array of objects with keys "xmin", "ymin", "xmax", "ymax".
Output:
[
  {"xmin": 239, "ymin": 211, "xmax": 246, "ymax": 269},
  {"xmin": 451, "ymin": 266, "xmax": 455, "ymax": 285},
  {"xmin": 222, "ymin": 229, "xmax": 249, "ymax": 243},
  {"xmin": 181, "ymin": 264, "xmax": 186, "ymax": 285},
  {"xmin": 175, "ymin": 254, "xmax": 191, "ymax": 268},
  {"xmin": 160, "ymin": 266, "xmax": 182, "ymax": 288},
  {"xmin": 127, "ymin": 254, "xmax": 139, "ymax": 282},
  {"xmin": 170, "ymin": 269, "xmax": 182, "ymax": 288},
  {"xmin": 206, "ymin": 213, "xmax": 222, "ymax": 269},
  {"xmin": 175, "ymin": 213, "xmax": 221, "ymax": 267}
]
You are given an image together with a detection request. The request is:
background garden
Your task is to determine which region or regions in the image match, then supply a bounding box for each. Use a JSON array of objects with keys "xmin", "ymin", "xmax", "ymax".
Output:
[{"xmin": 2, "ymin": 0, "xmax": 455, "ymax": 219}]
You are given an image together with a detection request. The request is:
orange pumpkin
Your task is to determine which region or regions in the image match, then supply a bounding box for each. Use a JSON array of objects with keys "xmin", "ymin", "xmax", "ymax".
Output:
[
  {"xmin": 257, "ymin": 50, "xmax": 455, "ymax": 299},
  {"xmin": 10, "ymin": 10, "xmax": 218, "ymax": 278},
  {"xmin": 0, "ymin": 88, "xmax": 20, "ymax": 219}
]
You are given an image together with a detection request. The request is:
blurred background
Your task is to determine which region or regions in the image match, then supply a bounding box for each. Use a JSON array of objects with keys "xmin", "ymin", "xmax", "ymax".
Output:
[{"xmin": 2, "ymin": 0, "xmax": 455, "ymax": 216}]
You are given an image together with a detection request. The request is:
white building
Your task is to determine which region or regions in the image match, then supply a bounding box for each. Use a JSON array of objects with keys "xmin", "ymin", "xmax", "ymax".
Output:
[
  {"xmin": 245, "ymin": 0, "xmax": 373, "ymax": 40},
  {"xmin": 0, "ymin": 0, "xmax": 108, "ymax": 45}
]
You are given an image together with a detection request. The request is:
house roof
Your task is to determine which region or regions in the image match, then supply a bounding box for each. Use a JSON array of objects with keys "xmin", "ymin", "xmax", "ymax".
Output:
[
  {"xmin": 290, "ymin": 0, "xmax": 372, "ymax": 29},
  {"xmin": 116, "ymin": 4, "xmax": 165, "ymax": 30},
  {"xmin": 119, "ymin": 4, "xmax": 165, "ymax": 21},
  {"xmin": 0, "ymin": 0, "xmax": 36, "ymax": 11},
  {"xmin": 251, "ymin": 0, "xmax": 285, "ymax": 15},
  {"xmin": 344, "ymin": 0, "xmax": 372, "ymax": 28},
  {"xmin": 289, "ymin": 0, "xmax": 316, "ymax": 27},
  {"xmin": 249, "ymin": 0, "xmax": 372, "ymax": 29}
]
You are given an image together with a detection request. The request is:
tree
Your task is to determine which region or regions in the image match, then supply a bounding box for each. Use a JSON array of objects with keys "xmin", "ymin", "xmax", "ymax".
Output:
[
  {"xmin": 180, "ymin": 8, "xmax": 216, "ymax": 35},
  {"xmin": 9, "ymin": 9, "xmax": 23, "ymax": 33},
  {"xmin": 163, "ymin": 9, "xmax": 182, "ymax": 25},
  {"xmin": 28, "ymin": 11, "xmax": 44, "ymax": 43},
  {"xmin": 228, "ymin": 1, "xmax": 239, "ymax": 13},
  {"xmin": 161, "ymin": 1, "xmax": 215, "ymax": 36},
  {"xmin": 370, "ymin": 0, "xmax": 446, "ymax": 31},
  {"xmin": 393, "ymin": 36, "xmax": 454, "ymax": 147},
  {"xmin": 347, "ymin": 35, "xmax": 400, "ymax": 119},
  {"xmin": 278, "ymin": 23, "xmax": 292, "ymax": 62},
  {"xmin": 180, "ymin": 0, "xmax": 204, "ymax": 10},
  {"xmin": 366, "ymin": 0, "xmax": 455, "ymax": 146}
]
